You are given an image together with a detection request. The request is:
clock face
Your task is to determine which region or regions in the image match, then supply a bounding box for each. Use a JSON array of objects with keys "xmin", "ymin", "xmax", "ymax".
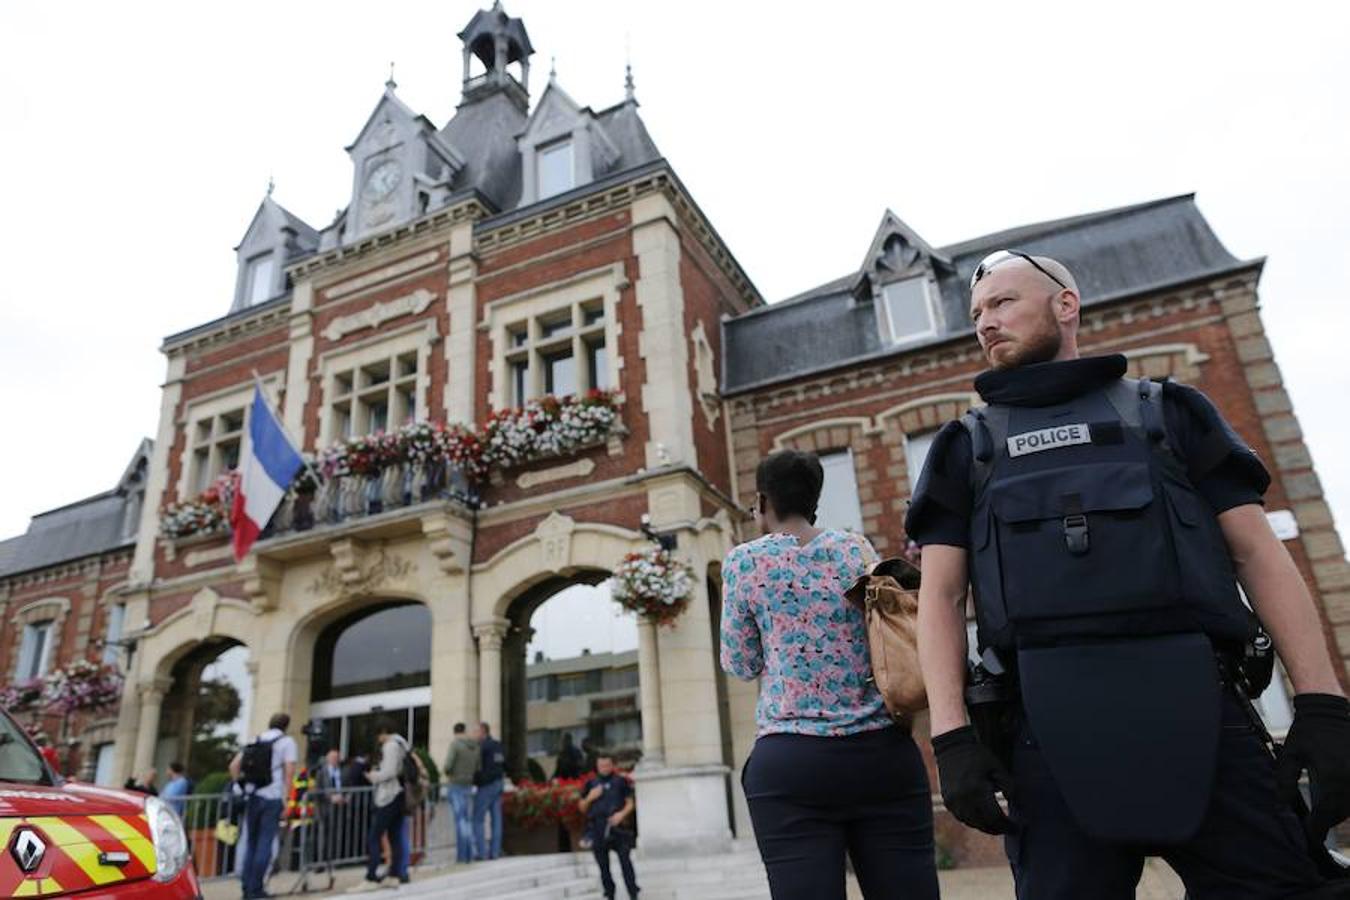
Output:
[{"xmin": 362, "ymin": 159, "xmax": 402, "ymax": 204}]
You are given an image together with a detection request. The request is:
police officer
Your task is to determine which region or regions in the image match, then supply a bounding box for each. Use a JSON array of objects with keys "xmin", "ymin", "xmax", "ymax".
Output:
[{"xmin": 905, "ymin": 250, "xmax": 1350, "ymax": 899}]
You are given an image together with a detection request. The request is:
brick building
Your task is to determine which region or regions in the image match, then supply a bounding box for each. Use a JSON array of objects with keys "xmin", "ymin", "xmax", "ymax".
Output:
[{"xmin": 2, "ymin": 2, "xmax": 1347, "ymax": 859}]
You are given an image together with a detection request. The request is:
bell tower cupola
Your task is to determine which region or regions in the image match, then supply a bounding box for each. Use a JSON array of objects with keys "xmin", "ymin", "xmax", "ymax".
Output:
[{"xmin": 458, "ymin": 1, "xmax": 534, "ymax": 112}]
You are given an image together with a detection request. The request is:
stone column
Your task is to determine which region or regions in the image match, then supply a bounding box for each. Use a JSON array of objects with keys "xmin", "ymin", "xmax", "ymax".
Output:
[
  {"xmin": 132, "ymin": 678, "xmax": 171, "ymax": 777},
  {"xmin": 472, "ymin": 619, "xmax": 510, "ymax": 735},
  {"xmin": 636, "ymin": 615, "xmax": 665, "ymax": 763}
]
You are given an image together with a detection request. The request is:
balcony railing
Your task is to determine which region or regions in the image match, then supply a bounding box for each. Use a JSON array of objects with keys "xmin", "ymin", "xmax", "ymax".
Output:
[{"xmin": 264, "ymin": 461, "xmax": 475, "ymax": 539}]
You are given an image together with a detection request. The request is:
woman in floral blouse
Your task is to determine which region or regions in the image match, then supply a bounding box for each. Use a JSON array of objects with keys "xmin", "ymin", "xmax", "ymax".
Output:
[{"xmin": 721, "ymin": 449, "xmax": 938, "ymax": 900}]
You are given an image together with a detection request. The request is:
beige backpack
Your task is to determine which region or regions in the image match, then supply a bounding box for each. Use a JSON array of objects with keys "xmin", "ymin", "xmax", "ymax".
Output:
[{"xmin": 844, "ymin": 557, "xmax": 928, "ymax": 718}]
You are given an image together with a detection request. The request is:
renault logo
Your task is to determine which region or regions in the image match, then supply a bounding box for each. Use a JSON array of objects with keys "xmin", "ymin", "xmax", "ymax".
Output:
[{"xmin": 11, "ymin": 828, "xmax": 46, "ymax": 873}]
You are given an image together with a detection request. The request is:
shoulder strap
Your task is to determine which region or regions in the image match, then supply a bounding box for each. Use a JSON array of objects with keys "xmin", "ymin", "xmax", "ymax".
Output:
[
  {"xmin": 1104, "ymin": 376, "xmax": 1185, "ymax": 468},
  {"xmin": 959, "ymin": 404, "xmax": 1009, "ymax": 496}
]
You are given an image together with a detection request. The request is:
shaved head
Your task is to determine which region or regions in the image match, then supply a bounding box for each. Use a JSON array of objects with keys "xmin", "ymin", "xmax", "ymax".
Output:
[{"xmin": 969, "ymin": 254, "xmax": 1082, "ymax": 370}]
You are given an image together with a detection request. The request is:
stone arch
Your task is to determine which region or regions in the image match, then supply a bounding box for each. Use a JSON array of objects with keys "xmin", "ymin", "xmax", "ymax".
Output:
[
  {"xmin": 137, "ymin": 588, "xmax": 257, "ymax": 685},
  {"xmin": 876, "ymin": 392, "xmax": 981, "ymax": 495},
  {"xmin": 771, "ymin": 416, "xmax": 875, "ymax": 452},
  {"xmin": 471, "ymin": 512, "xmax": 646, "ymax": 623}
]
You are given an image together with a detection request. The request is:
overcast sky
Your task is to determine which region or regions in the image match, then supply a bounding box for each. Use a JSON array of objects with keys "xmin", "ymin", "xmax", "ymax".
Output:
[{"xmin": 2, "ymin": 2, "xmax": 1347, "ymax": 551}]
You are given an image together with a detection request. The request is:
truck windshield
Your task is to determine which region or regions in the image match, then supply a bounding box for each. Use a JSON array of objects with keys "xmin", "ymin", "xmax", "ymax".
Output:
[{"xmin": 0, "ymin": 715, "xmax": 48, "ymax": 784}]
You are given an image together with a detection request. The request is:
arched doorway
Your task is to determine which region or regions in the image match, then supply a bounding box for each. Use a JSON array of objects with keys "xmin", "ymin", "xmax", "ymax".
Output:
[
  {"xmin": 309, "ymin": 601, "xmax": 432, "ymax": 763},
  {"xmin": 502, "ymin": 572, "xmax": 641, "ymax": 781},
  {"xmin": 156, "ymin": 639, "xmax": 252, "ymax": 783}
]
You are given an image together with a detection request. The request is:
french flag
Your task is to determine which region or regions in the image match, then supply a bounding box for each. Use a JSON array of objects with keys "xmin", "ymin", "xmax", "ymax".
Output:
[{"xmin": 231, "ymin": 385, "xmax": 305, "ymax": 562}]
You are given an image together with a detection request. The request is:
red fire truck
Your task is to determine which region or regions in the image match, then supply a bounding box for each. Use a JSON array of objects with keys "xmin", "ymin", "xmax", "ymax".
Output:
[{"xmin": 0, "ymin": 706, "xmax": 201, "ymax": 898}]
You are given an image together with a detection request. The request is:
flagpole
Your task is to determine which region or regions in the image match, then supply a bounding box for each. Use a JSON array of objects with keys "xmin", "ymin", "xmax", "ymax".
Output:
[{"xmin": 251, "ymin": 370, "xmax": 326, "ymax": 489}]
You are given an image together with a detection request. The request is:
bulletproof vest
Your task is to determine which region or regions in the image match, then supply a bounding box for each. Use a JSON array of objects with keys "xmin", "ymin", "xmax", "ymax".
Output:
[{"xmin": 962, "ymin": 377, "xmax": 1253, "ymax": 653}]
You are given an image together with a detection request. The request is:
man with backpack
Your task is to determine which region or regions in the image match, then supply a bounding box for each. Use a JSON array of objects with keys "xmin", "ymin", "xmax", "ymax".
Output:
[
  {"xmin": 347, "ymin": 717, "xmax": 414, "ymax": 892},
  {"xmin": 228, "ymin": 712, "xmax": 299, "ymax": 900}
]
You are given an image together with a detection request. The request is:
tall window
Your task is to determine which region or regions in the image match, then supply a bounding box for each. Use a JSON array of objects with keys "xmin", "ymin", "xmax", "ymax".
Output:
[
  {"xmin": 503, "ymin": 299, "xmax": 609, "ymax": 406},
  {"xmin": 537, "ymin": 139, "xmax": 575, "ymax": 199},
  {"xmin": 189, "ymin": 407, "xmax": 245, "ymax": 493},
  {"xmin": 329, "ymin": 350, "xmax": 419, "ymax": 440},
  {"xmin": 905, "ymin": 430, "xmax": 937, "ymax": 488},
  {"xmin": 93, "ymin": 743, "xmax": 117, "ymax": 786},
  {"xmin": 102, "ymin": 604, "xmax": 126, "ymax": 667},
  {"xmin": 815, "ymin": 450, "xmax": 865, "ymax": 533},
  {"xmin": 246, "ymin": 253, "xmax": 275, "ymax": 306},
  {"xmin": 882, "ymin": 277, "xmax": 936, "ymax": 344},
  {"xmin": 16, "ymin": 621, "xmax": 54, "ymax": 681}
]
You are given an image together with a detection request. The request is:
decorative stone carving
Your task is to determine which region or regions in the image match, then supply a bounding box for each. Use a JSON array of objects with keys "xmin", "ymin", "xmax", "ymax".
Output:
[
  {"xmin": 534, "ymin": 512, "xmax": 576, "ymax": 572},
  {"xmin": 326, "ymin": 250, "xmax": 440, "ymax": 300},
  {"xmin": 239, "ymin": 555, "xmax": 282, "ymax": 611},
  {"xmin": 190, "ymin": 587, "xmax": 219, "ymax": 636},
  {"xmin": 515, "ymin": 458, "xmax": 595, "ymax": 490},
  {"xmin": 321, "ymin": 288, "xmax": 436, "ymax": 341},
  {"xmin": 309, "ymin": 547, "xmax": 415, "ymax": 599},
  {"xmin": 422, "ymin": 512, "xmax": 471, "ymax": 576},
  {"xmin": 690, "ymin": 321, "xmax": 720, "ymax": 431}
]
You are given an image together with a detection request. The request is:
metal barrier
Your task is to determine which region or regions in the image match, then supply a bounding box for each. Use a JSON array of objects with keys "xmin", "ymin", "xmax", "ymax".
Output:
[{"xmin": 176, "ymin": 783, "xmax": 454, "ymax": 890}]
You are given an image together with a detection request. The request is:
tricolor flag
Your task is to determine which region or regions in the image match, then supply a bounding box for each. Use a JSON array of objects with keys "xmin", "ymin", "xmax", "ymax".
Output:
[{"xmin": 231, "ymin": 385, "xmax": 305, "ymax": 562}]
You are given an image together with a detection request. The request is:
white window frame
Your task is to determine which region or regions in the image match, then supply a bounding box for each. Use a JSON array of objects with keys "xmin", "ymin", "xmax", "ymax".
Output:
[
  {"xmin": 537, "ymin": 138, "xmax": 576, "ymax": 199},
  {"xmin": 102, "ymin": 603, "xmax": 126, "ymax": 668},
  {"xmin": 815, "ymin": 449, "xmax": 865, "ymax": 533},
  {"xmin": 317, "ymin": 324, "xmax": 433, "ymax": 444},
  {"xmin": 881, "ymin": 276, "xmax": 938, "ymax": 345},
  {"xmin": 16, "ymin": 620, "xmax": 55, "ymax": 681},
  {"xmin": 246, "ymin": 252, "xmax": 275, "ymax": 306},
  {"xmin": 177, "ymin": 384, "xmax": 257, "ymax": 501},
  {"xmin": 904, "ymin": 430, "xmax": 938, "ymax": 491},
  {"xmin": 484, "ymin": 266, "xmax": 624, "ymax": 411}
]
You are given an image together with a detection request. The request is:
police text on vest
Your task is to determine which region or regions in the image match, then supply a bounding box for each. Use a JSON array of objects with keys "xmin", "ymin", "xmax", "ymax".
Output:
[{"xmin": 1006, "ymin": 423, "xmax": 1092, "ymax": 457}]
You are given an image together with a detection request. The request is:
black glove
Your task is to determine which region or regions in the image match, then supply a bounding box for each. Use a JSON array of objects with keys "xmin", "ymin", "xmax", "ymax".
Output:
[
  {"xmin": 932, "ymin": 725, "xmax": 1017, "ymax": 835},
  {"xmin": 1275, "ymin": 693, "xmax": 1350, "ymax": 843}
]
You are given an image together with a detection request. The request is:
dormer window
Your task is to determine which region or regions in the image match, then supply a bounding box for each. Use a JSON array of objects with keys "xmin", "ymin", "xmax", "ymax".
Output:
[
  {"xmin": 882, "ymin": 276, "xmax": 936, "ymax": 344},
  {"xmin": 245, "ymin": 252, "xmax": 275, "ymax": 306},
  {"xmin": 538, "ymin": 138, "xmax": 575, "ymax": 199}
]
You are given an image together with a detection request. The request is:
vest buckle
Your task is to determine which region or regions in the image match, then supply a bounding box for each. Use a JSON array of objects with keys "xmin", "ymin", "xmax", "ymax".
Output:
[{"xmin": 1063, "ymin": 514, "xmax": 1090, "ymax": 555}]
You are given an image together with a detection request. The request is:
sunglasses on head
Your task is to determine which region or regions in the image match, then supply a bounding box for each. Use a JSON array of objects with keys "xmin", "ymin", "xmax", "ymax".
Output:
[{"xmin": 969, "ymin": 249, "xmax": 1068, "ymax": 292}]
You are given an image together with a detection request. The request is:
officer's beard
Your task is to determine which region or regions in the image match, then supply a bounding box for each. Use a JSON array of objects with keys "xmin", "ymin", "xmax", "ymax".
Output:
[{"xmin": 990, "ymin": 305, "xmax": 1063, "ymax": 370}]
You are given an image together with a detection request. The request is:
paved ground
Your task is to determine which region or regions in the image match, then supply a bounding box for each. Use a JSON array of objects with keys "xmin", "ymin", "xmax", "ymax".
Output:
[{"xmin": 199, "ymin": 857, "xmax": 1187, "ymax": 899}]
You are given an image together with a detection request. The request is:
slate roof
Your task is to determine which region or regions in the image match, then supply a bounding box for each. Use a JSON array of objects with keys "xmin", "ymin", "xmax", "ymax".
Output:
[
  {"xmin": 722, "ymin": 194, "xmax": 1256, "ymax": 393},
  {"xmin": 0, "ymin": 442, "xmax": 150, "ymax": 579}
]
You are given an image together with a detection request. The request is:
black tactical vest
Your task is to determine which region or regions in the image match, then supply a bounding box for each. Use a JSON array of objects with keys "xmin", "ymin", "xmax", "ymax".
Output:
[{"xmin": 962, "ymin": 377, "xmax": 1254, "ymax": 653}]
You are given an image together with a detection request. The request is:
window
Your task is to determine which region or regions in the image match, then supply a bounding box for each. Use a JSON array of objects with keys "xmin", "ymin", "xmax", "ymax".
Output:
[
  {"xmin": 905, "ymin": 430, "xmax": 937, "ymax": 488},
  {"xmin": 603, "ymin": 716, "xmax": 642, "ymax": 747},
  {"xmin": 189, "ymin": 407, "xmax": 245, "ymax": 494},
  {"xmin": 246, "ymin": 253, "xmax": 275, "ymax": 306},
  {"xmin": 816, "ymin": 450, "xmax": 864, "ymax": 533},
  {"xmin": 556, "ymin": 670, "xmax": 604, "ymax": 698},
  {"xmin": 16, "ymin": 621, "xmax": 55, "ymax": 681},
  {"xmin": 93, "ymin": 743, "xmax": 117, "ymax": 786},
  {"xmin": 602, "ymin": 666, "xmax": 639, "ymax": 692},
  {"xmin": 527, "ymin": 729, "xmax": 559, "ymax": 756},
  {"xmin": 311, "ymin": 603, "xmax": 431, "ymax": 701},
  {"xmin": 537, "ymin": 139, "xmax": 575, "ymax": 199},
  {"xmin": 527, "ymin": 676, "xmax": 551, "ymax": 702},
  {"xmin": 503, "ymin": 299, "xmax": 611, "ymax": 406},
  {"xmin": 102, "ymin": 604, "xmax": 126, "ymax": 667},
  {"xmin": 328, "ymin": 350, "xmax": 419, "ymax": 441},
  {"xmin": 882, "ymin": 277, "xmax": 936, "ymax": 343}
]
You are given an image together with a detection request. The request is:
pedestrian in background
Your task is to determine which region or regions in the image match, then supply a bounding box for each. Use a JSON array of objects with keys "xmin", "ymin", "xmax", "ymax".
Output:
[
  {"xmin": 229, "ymin": 712, "xmax": 299, "ymax": 900},
  {"xmin": 472, "ymin": 721, "xmax": 506, "ymax": 861},
  {"xmin": 579, "ymin": 753, "xmax": 639, "ymax": 900},
  {"xmin": 443, "ymin": 721, "xmax": 480, "ymax": 863},
  {"xmin": 161, "ymin": 761, "xmax": 190, "ymax": 818},
  {"xmin": 348, "ymin": 717, "xmax": 411, "ymax": 892},
  {"xmin": 722, "ymin": 450, "xmax": 939, "ymax": 900}
]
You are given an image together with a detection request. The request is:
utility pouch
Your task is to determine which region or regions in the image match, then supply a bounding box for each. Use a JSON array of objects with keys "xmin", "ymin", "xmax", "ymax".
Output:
[{"xmin": 964, "ymin": 657, "xmax": 1017, "ymax": 767}]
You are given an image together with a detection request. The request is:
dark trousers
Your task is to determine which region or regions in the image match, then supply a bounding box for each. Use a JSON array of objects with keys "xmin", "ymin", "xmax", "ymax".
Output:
[
  {"xmin": 742, "ymin": 726, "xmax": 940, "ymax": 900},
  {"xmin": 591, "ymin": 831, "xmax": 639, "ymax": 899},
  {"xmin": 241, "ymin": 795, "xmax": 283, "ymax": 899},
  {"xmin": 1007, "ymin": 694, "xmax": 1336, "ymax": 899},
  {"xmin": 364, "ymin": 793, "xmax": 407, "ymax": 882}
]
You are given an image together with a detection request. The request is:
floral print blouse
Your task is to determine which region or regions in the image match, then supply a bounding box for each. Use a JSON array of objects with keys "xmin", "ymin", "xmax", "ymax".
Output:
[{"xmin": 720, "ymin": 529, "xmax": 893, "ymax": 737}]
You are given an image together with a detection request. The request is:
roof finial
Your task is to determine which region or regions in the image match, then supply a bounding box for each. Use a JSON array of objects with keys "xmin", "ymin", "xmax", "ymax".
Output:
[
  {"xmin": 624, "ymin": 63, "xmax": 635, "ymax": 103},
  {"xmin": 266, "ymin": 175, "xmax": 275, "ymax": 197},
  {"xmin": 549, "ymin": 55, "xmax": 557, "ymax": 82},
  {"xmin": 386, "ymin": 61, "xmax": 398, "ymax": 91}
]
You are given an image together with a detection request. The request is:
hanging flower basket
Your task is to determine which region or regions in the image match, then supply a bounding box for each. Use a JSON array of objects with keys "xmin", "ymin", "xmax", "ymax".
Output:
[
  {"xmin": 0, "ymin": 678, "xmax": 46, "ymax": 714},
  {"xmin": 43, "ymin": 660, "xmax": 124, "ymax": 715},
  {"xmin": 612, "ymin": 547, "xmax": 695, "ymax": 626}
]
